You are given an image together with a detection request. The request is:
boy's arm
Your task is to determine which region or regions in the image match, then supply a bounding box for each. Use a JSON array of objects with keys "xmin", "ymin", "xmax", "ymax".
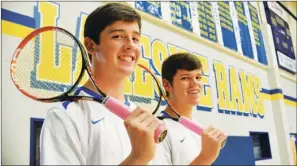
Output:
[
  {"xmin": 190, "ymin": 126, "xmax": 227, "ymax": 165},
  {"xmin": 121, "ymin": 142, "xmax": 172, "ymax": 165},
  {"xmin": 120, "ymin": 154, "xmax": 151, "ymax": 165},
  {"xmin": 40, "ymin": 107, "xmax": 86, "ymax": 165},
  {"xmin": 190, "ymin": 153, "xmax": 214, "ymax": 165},
  {"xmin": 120, "ymin": 107, "xmax": 169, "ymax": 165}
]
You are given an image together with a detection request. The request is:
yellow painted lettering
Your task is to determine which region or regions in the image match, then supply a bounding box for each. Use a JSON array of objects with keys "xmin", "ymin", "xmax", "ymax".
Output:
[
  {"xmin": 74, "ymin": 13, "xmax": 89, "ymax": 86},
  {"xmin": 253, "ymin": 76, "xmax": 264, "ymax": 117},
  {"xmin": 239, "ymin": 72, "xmax": 255, "ymax": 114},
  {"xmin": 37, "ymin": 2, "xmax": 72, "ymax": 85},
  {"xmin": 213, "ymin": 61, "xmax": 231, "ymax": 111},
  {"xmin": 229, "ymin": 67, "xmax": 244, "ymax": 112},
  {"xmin": 194, "ymin": 53, "xmax": 212, "ymax": 109},
  {"xmin": 133, "ymin": 57, "xmax": 154, "ymax": 98},
  {"xmin": 152, "ymin": 40, "xmax": 168, "ymax": 75},
  {"xmin": 168, "ymin": 44, "xmax": 177, "ymax": 55}
]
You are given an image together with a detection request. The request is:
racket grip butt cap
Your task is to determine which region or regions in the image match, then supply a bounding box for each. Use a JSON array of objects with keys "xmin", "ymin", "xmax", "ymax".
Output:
[{"xmin": 154, "ymin": 123, "xmax": 167, "ymax": 144}]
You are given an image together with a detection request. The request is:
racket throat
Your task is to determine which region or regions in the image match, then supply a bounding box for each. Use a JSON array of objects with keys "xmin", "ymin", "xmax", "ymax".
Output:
[{"xmin": 102, "ymin": 96, "xmax": 110, "ymax": 104}]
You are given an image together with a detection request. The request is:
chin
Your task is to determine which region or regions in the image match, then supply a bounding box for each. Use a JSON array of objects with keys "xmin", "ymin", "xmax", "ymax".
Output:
[
  {"xmin": 119, "ymin": 68, "xmax": 134, "ymax": 76},
  {"xmin": 189, "ymin": 99, "xmax": 200, "ymax": 106}
]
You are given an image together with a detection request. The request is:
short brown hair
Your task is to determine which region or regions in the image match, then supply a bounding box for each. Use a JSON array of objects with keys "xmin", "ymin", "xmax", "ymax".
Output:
[
  {"xmin": 84, "ymin": 3, "xmax": 142, "ymax": 44},
  {"xmin": 84, "ymin": 3, "xmax": 142, "ymax": 61}
]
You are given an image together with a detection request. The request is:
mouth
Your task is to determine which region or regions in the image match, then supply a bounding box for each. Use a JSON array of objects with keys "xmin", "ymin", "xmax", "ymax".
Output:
[
  {"xmin": 187, "ymin": 89, "xmax": 200, "ymax": 95},
  {"xmin": 118, "ymin": 55, "xmax": 135, "ymax": 62}
]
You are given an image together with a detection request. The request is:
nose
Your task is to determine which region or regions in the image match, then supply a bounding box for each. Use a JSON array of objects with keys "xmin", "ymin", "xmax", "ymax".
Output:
[
  {"xmin": 190, "ymin": 78, "xmax": 202, "ymax": 87},
  {"xmin": 124, "ymin": 36, "xmax": 135, "ymax": 51}
]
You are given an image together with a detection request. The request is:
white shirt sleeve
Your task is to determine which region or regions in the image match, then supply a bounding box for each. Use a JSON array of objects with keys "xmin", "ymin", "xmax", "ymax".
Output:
[{"xmin": 40, "ymin": 107, "xmax": 86, "ymax": 165}]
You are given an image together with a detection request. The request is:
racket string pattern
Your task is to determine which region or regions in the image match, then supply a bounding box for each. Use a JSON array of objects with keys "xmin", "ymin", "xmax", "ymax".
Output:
[
  {"xmin": 123, "ymin": 66, "xmax": 164, "ymax": 115},
  {"xmin": 13, "ymin": 29, "xmax": 84, "ymax": 99}
]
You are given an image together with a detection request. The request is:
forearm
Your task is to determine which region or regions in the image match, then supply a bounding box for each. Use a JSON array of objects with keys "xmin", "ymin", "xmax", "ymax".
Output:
[
  {"xmin": 120, "ymin": 154, "xmax": 150, "ymax": 165},
  {"xmin": 190, "ymin": 153, "xmax": 213, "ymax": 166}
]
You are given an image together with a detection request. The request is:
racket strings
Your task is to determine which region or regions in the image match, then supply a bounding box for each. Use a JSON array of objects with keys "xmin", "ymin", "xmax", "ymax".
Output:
[
  {"xmin": 134, "ymin": 65, "xmax": 183, "ymax": 118},
  {"xmin": 124, "ymin": 65, "xmax": 165, "ymax": 115},
  {"xmin": 17, "ymin": 40, "xmax": 60, "ymax": 94},
  {"xmin": 13, "ymin": 29, "xmax": 84, "ymax": 99}
]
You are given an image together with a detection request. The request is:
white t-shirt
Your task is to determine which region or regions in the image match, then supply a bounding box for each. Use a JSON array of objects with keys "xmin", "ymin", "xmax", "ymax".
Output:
[
  {"xmin": 151, "ymin": 111, "xmax": 202, "ymax": 165},
  {"xmin": 40, "ymin": 87, "xmax": 136, "ymax": 165}
]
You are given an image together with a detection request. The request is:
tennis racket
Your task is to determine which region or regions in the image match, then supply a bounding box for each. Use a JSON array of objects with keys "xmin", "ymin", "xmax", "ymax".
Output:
[
  {"xmin": 10, "ymin": 26, "xmax": 167, "ymax": 143},
  {"xmin": 138, "ymin": 64, "xmax": 227, "ymax": 148}
]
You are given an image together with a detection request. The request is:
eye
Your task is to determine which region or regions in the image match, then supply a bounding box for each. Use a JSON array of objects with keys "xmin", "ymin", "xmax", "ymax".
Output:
[
  {"xmin": 132, "ymin": 37, "xmax": 139, "ymax": 43},
  {"xmin": 181, "ymin": 77, "xmax": 189, "ymax": 80},
  {"xmin": 196, "ymin": 76, "xmax": 202, "ymax": 80},
  {"xmin": 112, "ymin": 35, "xmax": 123, "ymax": 39}
]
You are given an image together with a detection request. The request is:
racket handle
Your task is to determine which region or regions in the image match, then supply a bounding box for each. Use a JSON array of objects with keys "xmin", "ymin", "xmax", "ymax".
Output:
[
  {"xmin": 179, "ymin": 116, "xmax": 204, "ymax": 135},
  {"xmin": 104, "ymin": 96, "xmax": 167, "ymax": 143},
  {"xmin": 179, "ymin": 116, "xmax": 227, "ymax": 148},
  {"xmin": 104, "ymin": 97, "xmax": 131, "ymax": 120}
]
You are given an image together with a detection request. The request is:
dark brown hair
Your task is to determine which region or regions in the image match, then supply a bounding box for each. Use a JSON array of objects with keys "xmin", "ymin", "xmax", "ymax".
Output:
[{"xmin": 84, "ymin": 3, "xmax": 142, "ymax": 61}]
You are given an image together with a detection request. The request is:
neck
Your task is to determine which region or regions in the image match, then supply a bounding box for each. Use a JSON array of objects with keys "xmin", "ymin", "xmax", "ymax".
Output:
[
  {"xmin": 165, "ymin": 98, "xmax": 194, "ymax": 119},
  {"xmin": 84, "ymin": 70, "xmax": 127, "ymax": 102}
]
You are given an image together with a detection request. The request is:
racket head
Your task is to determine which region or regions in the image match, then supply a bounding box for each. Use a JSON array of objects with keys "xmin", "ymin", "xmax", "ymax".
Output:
[
  {"xmin": 10, "ymin": 26, "xmax": 87, "ymax": 101},
  {"xmin": 123, "ymin": 64, "xmax": 165, "ymax": 115},
  {"xmin": 139, "ymin": 64, "xmax": 182, "ymax": 117},
  {"xmin": 125, "ymin": 63, "xmax": 181, "ymax": 119}
]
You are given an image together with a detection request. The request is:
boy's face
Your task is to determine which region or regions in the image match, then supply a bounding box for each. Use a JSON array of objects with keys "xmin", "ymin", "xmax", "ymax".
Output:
[
  {"xmin": 169, "ymin": 68, "xmax": 203, "ymax": 105},
  {"xmin": 94, "ymin": 20, "xmax": 141, "ymax": 76}
]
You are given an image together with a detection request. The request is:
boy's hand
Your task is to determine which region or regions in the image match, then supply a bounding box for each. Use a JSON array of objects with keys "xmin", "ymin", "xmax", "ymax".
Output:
[
  {"xmin": 123, "ymin": 107, "xmax": 162, "ymax": 164},
  {"xmin": 191, "ymin": 126, "xmax": 227, "ymax": 165},
  {"xmin": 199, "ymin": 126, "xmax": 227, "ymax": 164}
]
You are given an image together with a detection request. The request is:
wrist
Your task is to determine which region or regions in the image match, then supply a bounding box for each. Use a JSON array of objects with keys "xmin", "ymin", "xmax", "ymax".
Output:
[
  {"xmin": 127, "ymin": 153, "xmax": 151, "ymax": 165},
  {"xmin": 191, "ymin": 152, "xmax": 213, "ymax": 165}
]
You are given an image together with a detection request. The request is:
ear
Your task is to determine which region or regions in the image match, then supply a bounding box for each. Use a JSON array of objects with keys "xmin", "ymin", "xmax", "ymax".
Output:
[
  {"xmin": 84, "ymin": 37, "xmax": 97, "ymax": 55},
  {"xmin": 162, "ymin": 79, "xmax": 172, "ymax": 93}
]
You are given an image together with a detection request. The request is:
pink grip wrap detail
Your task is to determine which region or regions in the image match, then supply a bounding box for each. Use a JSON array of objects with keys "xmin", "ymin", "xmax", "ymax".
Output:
[
  {"xmin": 179, "ymin": 116, "xmax": 227, "ymax": 148},
  {"xmin": 104, "ymin": 97, "xmax": 167, "ymax": 143},
  {"xmin": 104, "ymin": 97, "xmax": 131, "ymax": 119},
  {"xmin": 179, "ymin": 116, "xmax": 204, "ymax": 135}
]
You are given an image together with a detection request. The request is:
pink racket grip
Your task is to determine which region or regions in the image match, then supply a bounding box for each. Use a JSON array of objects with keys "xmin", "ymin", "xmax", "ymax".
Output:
[
  {"xmin": 179, "ymin": 116, "xmax": 227, "ymax": 148},
  {"xmin": 104, "ymin": 97, "xmax": 167, "ymax": 143},
  {"xmin": 104, "ymin": 97, "xmax": 131, "ymax": 119},
  {"xmin": 179, "ymin": 116, "xmax": 204, "ymax": 135}
]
